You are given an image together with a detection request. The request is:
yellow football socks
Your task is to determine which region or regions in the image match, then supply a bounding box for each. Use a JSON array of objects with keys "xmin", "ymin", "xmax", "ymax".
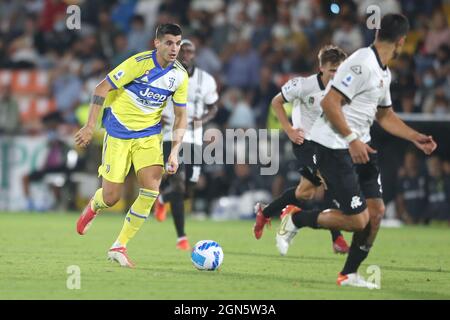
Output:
[
  {"xmin": 91, "ymin": 188, "xmax": 109, "ymax": 212},
  {"xmin": 116, "ymin": 188, "xmax": 159, "ymax": 247}
]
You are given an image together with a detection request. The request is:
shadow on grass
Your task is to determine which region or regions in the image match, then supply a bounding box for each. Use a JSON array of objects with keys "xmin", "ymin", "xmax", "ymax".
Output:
[
  {"xmin": 379, "ymin": 265, "xmax": 450, "ymax": 274},
  {"xmin": 226, "ymin": 250, "xmax": 339, "ymax": 263}
]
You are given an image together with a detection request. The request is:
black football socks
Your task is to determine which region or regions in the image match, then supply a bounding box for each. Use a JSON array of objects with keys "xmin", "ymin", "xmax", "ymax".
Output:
[{"xmin": 262, "ymin": 187, "xmax": 306, "ymax": 218}]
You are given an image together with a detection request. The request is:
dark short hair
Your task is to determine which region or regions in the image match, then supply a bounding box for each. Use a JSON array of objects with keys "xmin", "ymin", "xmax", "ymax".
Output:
[
  {"xmin": 377, "ymin": 14, "xmax": 410, "ymax": 42},
  {"xmin": 155, "ymin": 23, "xmax": 182, "ymax": 39},
  {"xmin": 318, "ymin": 45, "xmax": 347, "ymax": 66}
]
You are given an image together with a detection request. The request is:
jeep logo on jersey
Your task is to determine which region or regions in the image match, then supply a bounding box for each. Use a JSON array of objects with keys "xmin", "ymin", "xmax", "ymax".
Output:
[{"xmin": 138, "ymin": 87, "xmax": 168, "ymax": 102}]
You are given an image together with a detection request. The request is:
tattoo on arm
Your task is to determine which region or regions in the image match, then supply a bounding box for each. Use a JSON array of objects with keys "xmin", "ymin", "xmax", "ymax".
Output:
[{"xmin": 91, "ymin": 95, "xmax": 105, "ymax": 106}]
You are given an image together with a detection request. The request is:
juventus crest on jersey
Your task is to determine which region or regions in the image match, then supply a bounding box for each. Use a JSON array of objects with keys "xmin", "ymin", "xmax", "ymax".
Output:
[
  {"xmin": 310, "ymin": 46, "xmax": 392, "ymax": 149},
  {"xmin": 162, "ymin": 67, "xmax": 219, "ymax": 145}
]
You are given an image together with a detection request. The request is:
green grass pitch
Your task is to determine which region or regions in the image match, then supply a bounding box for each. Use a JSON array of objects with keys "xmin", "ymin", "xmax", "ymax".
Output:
[{"xmin": 1, "ymin": 212, "xmax": 449, "ymax": 300}]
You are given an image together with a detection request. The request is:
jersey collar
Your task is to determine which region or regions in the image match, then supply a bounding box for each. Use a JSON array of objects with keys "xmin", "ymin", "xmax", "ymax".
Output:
[
  {"xmin": 370, "ymin": 45, "xmax": 387, "ymax": 71},
  {"xmin": 317, "ymin": 72, "xmax": 325, "ymax": 90},
  {"xmin": 152, "ymin": 50, "xmax": 174, "ymax": 70}
]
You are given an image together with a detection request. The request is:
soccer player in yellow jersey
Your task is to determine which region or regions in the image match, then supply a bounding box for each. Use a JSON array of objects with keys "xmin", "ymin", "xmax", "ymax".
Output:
[{"xmin": 74, "ymin": 24, "xmax": 188, "ymax": 268}]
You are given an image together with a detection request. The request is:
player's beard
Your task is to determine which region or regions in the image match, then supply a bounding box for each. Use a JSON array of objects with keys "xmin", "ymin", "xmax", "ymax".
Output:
[{"xmin": 392, "ymin": 43, "xmax": 401, "ymax": 60}]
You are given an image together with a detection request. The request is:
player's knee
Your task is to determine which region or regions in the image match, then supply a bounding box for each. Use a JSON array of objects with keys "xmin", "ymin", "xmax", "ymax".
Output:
[
  {"xmin": 295, "ymin": 186, "xmax": 314, "ymax": 200},
  {"xmin": 102, "ymin": 189, "xmax": 121, "ymax": 207},
  {"xmin": 370, "ymin": 203, "xmax": 386, "ymax": 225},
  {"xmin": 353, "ymin": 211, "xmax": 370, "ymax": 232}
]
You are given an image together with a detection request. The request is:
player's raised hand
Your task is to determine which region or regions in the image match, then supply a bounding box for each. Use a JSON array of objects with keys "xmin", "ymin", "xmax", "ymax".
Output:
[
  {"xmin": 74, "ymin": 125, "xmax": 94, "ymax": 148},
  {"xmin": 287, "ymin": 127, "xmax": 305, "ymax": 145},
  {"xmin": 166, "ymin": 153, "xmax": 179, "ymax": 175},
  {"xmin": 412, "ymin": 134, "xmax": 437, "ymax": 155},
  {"xmin": 349, "ymin": 140, "xmax": 376, "ymax": 164}
]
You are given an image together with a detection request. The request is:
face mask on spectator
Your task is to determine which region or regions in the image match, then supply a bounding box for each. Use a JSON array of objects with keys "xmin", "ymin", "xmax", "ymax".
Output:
[
  {"xmin": 423, "ymin": 75, "xmax": 435, "ymax": 88},
  {"xmin": 47, "ymin": 130, "xmax": 58, "ymax": 142},
  {"xmin": 54, "ymin": 20, "xmax": 65, "ymax": 32}
]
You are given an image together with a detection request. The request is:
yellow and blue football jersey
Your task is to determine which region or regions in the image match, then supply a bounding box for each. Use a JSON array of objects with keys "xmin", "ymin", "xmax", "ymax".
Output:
[{"xmin": 103, "ymin": 50, "xmax": 188, "ymax": 139}]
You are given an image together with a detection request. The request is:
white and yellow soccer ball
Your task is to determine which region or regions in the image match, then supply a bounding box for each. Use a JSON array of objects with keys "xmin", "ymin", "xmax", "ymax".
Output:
[{"xmin": 191, "ymin": 240, "xmax": 224, "ymax": 271}]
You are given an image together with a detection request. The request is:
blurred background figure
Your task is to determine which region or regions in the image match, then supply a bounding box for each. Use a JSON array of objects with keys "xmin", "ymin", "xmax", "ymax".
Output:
[
  {"xmin": 426, "ymin": 156, "xmax": 450, "ymax": 223},
  {"xmin": 396, "ymin": 150, "xmax": 427, "ymax": 224},
  {"xmin": 0, "ymin": 0, "xmax": 448, "ymax": 223}
]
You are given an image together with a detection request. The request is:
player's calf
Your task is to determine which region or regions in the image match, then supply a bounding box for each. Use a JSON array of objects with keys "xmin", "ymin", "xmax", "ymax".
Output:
[{"xmin": 253, "ymin": 203, "xmax": 271, "ymax": 240}]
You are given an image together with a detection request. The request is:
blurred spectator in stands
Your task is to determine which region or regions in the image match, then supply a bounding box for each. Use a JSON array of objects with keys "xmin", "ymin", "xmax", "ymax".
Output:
[
  {"xmin": 111, "ymin": 32, "xmax": 135, "ymax": 68},
  {"xmin": 0, "ymin": 35, "xmax": 8, "ymax": 67},
  {"xmin": 8, "ymin": 14, "xmax": 40, "ymax": 68},
  {"xmin": 0, "ymin": 84, "xmax": 20, "ymax": 135},
  {"xmin": 191, "ymin": 34, "xmax": 222, "ymax": 77},
  {"xmin": 271, "ymin": 4, "xmax": 309, "ymax": 73},
  {"xmin": 190, "ymin": 0, "xmax": 223, "ymax": 13},
  {"xmin": 158, "ymin": 0, "xmax": 190, "ymax": 26},
  {"xmin": 423, "ymin": 86, "xmax": 448, "ymax": 115},
  {"xmin": 135, "ymin": 0, "xmax": 162, "ymax": 33},
  {"xmin": 332, "ymin": 15, "xmax": 363, "ymax": 54},
  {"xmin": 357, "ymin": 0, "xmax": 401, "ymax": 18},
  {"xmin": 252, "ymin": 65, "xmax": 279, "ymax": 128},
  {"xmin": 414, "ymin": 68, "xmax": 437, "ymax": 111},
  {"xmin": 39, "ymin": 0, "xmax": 67, "ymax": 33},
  {"xmin": 399, "ymin": 92, "xmax": 421, "ymax": 113},
  {"xmin": 250, "ymin": 12, "xmax": 272, "ymax": 55},
  {"xmin": 391, "ymin": 53, "xmax": 416, "ymax": 109},
  {"xmin": 396, "ymin": 150, "xmax": 428, "ymax": 224},
  {"xmin": 224, "ymin": 37, "xmax": 261, "ymax": 90},
  {"xmin": 424, "ymin": 10, "xmax": 450, "ymax": 55},
  {"xmin": 127, "ymin": 14, "xmax": 151, "ymax": 53},
  {"xmin": 228, "ymin": 163, "xmax": 264, "ymax": 196},
  {"xmin": 22, "ymin": 112, "xmax": 79, "ymax": 211},
  {"xmin": 41, "ymin": 10, "xmax": 77, "ymax": 56},
  {"xmin": 50, "ymin": 53, "xmax": 82, "ymax": 124},
  {"xmin": 433, "ymin": 44, "xmax": 450, "ymax": 83},
  {"xmin": 110, "ymin": 0, "xmax": 138, "ymax": 33},
  {"xmin": 424, "ymin": 88, "xmax": 449, "ymax": 115},
  {"xmin": 97, "ymin": 8, "xmax": 121, "ymax": 61},
  {"xmin": 426, "ymin": 156, "xmax": 450, "ymax": 222},
  {"xmin": 225, "ymin": 88, "xmax": 256, "ymax": 129}
]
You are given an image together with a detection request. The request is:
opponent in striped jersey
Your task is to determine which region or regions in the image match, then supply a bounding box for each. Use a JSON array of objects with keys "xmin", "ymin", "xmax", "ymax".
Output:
[{"xmin": 155, "ymin": 39, "xmax": 219, "ymax": 250}]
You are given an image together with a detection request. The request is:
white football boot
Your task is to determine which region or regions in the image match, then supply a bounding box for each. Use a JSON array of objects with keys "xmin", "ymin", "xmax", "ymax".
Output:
[
  {"xmin": 107, "ymin": 247, "xmax": 135, "ymax": 268},
  {"xmin": 276, "ymin": 212, "xmax": 299, "ymax": 256},
  {"xmin": 337, "ymin": 273, "xmax": 380, "ymax": 289}
]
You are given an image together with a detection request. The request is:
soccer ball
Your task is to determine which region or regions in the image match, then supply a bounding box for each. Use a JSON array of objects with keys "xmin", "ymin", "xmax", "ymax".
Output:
[{"xmin": 191, "ymin": 240, "xmax": 224, "ymax": 271}]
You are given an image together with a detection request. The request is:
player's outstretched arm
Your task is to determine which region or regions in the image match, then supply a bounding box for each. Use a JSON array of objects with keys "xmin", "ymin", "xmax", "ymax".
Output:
[
  {"xmin": 168, "ymin": 105, "xmax": 187, "ymax": 174},
  {"xmin": 74, "ymin": 79, "xmax": 113, "ymax": 147},
  {"xmin": 271, "ymin": 93, "xmax": 304, "ymax": 144},
  {"xmin": 376, "ymin": 107, "xmax": 437, "ymax": 155}
]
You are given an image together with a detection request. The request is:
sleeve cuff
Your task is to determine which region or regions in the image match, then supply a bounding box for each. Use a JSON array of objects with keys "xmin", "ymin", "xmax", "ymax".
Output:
[
  {"xmin": 280, "ymin": 91, "xmax": 289, "ymax": 103},
  {"xmin": 173, "ymin": 101, "xmax": 186, "ymax": 107},
  {"xmin": 331, "ymin": 85, "xmax": 351, "ymax": 102},
  {"xmin": 105, "ymin": 75, "xmax": 118, "ymax": 89},
  {"xmin": 377, "ymin": 105, "xmax": 392, "ymax": 109}
]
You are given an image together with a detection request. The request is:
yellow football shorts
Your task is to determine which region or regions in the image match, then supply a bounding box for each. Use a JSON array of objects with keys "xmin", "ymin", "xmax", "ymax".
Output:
[{"xmin": 98, "ymin": 133, "xmax": 164, "ymax": 183}]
